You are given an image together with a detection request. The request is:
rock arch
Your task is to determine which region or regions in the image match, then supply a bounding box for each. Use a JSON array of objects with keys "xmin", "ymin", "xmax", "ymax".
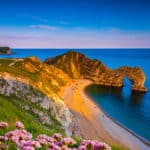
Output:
[
  {"xmin": 45, "ymin": 51, "xmax": 147, "ymax": 92},
  {"xmin": 114, "ymin": 66, "xmax": 147, "ymax": 92}
]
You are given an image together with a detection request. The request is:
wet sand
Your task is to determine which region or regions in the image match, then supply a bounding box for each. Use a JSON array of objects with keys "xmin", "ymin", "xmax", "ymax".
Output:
[{"xmin": 62, "ymin": 79, "xmax": 150, "ymax": 150}]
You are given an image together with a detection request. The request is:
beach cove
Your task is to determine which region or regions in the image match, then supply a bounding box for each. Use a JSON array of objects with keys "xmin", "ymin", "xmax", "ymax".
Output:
[{"xmin": 62, "ymin": 79, "xmax": 150, "ymax": 150}]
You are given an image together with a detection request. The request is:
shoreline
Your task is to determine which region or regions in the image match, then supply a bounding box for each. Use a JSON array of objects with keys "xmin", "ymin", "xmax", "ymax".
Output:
[
  {"xmin": 62, "ymin": 79, "xmax": 150, "ymax": 150},
  {"xmin": 83, "ymin": 85, "xmax": 150, "ymax": 147}
]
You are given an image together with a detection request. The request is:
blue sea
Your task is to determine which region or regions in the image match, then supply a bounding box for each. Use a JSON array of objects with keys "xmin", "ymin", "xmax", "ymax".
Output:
[{"xmin": 1, "ymin": 48, "xmax": 150, "ymax": 142}]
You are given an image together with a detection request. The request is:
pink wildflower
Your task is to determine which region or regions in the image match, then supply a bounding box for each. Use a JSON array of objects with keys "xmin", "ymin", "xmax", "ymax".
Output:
[
  {"xmin": 52, "ymin": 133, "xmax": 62, "ymax": 141},
  {"xmin": 61, "ymin": 137, "xmax": 76, "ymax": 145},
  {"xmin": 0, "ymin": 122, "xmax": 9, "ymax": 129},
  {"xmin": 0, "ymin": 136, "xmax": 5, "ymax": 142},
  {"xmin": 0, "ymin": 121, "xmax": 111, "ymax": 150},
  {"xmin": 15, "ymin": 121, "xmax": 24, "ymax": 129},
  {"xmin": 0, "ymin": 143, "xmax": 7, "ymax": 149},
  {"xmin": 78, "ymin": 145, "xmax": 87, "ymax": 150}
]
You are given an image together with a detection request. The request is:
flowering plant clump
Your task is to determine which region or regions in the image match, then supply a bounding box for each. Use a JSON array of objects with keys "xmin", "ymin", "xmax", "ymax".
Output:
[
  {"xmin": 0, "ymin": 121, "xmax": 111, "ymax": 150},
  {"xmin": 15, "ymin": 121, "xmax": 25, "ymax": 129},
  {"xmin": 0, "ymin": 122, "xmax": 9, "ymax": 129}
]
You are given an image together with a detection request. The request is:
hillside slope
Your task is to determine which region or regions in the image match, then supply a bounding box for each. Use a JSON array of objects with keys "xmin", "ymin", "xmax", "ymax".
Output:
[
  {"xmin": 0, "ymin": 95, "xmax": 63, "ymax": 137},
  {"xmin": 0, "ymin": 57, "xmax": 73, "ymax": 133}
]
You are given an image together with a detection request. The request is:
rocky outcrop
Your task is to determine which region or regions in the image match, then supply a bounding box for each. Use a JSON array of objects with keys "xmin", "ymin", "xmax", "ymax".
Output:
[
  {"xmin": 0, "ymin": 47, "xmax": 11, "ymax": 54},
  {"xmin": 45, "ymin": 51, "xmax": 147, "ymax": 92}
]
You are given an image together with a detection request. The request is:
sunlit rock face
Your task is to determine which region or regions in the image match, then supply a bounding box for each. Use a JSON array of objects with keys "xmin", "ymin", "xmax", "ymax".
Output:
[
  {"xmin": 115, "ymin": 67, "xmax": 147, "ymax": 92},
  {"xmin": 45, "ymin": 50, "xmax": 147, "ymax": 92}
]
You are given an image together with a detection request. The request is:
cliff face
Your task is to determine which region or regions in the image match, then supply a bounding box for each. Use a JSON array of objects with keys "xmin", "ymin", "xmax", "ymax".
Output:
[
  {"xmin": 0, "ymin": 47, "xmax": 11, "ymax": 54},
  {"xmin": 45, "ymin": 51, "xmax": 147, "ymax": 92},
  {"xmin": 0, "ymin": 57, "xmax": 73, "ymax": 132},
  {"xmin": 45, "ymin": 51, "xmax": 110, "ymax": 79}
]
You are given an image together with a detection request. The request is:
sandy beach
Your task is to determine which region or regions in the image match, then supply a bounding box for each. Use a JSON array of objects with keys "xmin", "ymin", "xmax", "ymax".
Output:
[{"xmin": 62, "ymin": 79, "xmax": 150, "ymax": 150}]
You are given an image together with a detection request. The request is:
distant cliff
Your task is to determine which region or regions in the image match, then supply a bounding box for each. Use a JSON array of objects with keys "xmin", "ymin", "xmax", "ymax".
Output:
[
  {"xmin": 45, "ymin": 50, "xmax": 147, "ymax": 92},
  {"xmin": 0, "ymin": 47, "xmax": 11, "ymax": 54}
]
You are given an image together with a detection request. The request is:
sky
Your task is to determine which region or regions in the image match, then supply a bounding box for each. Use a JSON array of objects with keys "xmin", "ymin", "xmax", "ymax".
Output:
[{"xmin": 0, "ymin": 0, "xmax": 150, "ymax": 48}]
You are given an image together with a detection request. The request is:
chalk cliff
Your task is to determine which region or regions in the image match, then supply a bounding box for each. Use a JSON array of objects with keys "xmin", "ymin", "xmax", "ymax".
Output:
[{"xmin": 0, "ymin": 57, "xmax": 73, "ymax": 132}]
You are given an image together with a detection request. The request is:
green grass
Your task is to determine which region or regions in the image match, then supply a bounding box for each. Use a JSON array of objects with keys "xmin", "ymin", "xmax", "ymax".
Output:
[
  {"xmin": 0, "ymin": 94, "xmax": 64, "ymax": 138},
  {"xmin": 110, "ymin": 144, "xmax": 128, "ymax": 150},
  {"xmin": 0, "ymin": 59, "xmax": 14, "ymax": 66}
]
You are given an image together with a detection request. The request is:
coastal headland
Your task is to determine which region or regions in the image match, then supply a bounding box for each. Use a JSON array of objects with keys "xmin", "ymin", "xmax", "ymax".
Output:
[
  {"xmin": 0, "ymin": 47, "xmax": 11, "ymax": 54},
  {"xmin": 45, "ymin": 51, "xmax": 147, "ymax": 92}
]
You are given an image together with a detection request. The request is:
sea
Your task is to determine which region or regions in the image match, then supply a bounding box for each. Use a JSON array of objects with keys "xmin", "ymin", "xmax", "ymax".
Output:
[{"xmin": 0, "ymin": 48, "xmax": 150, "ymax": 142}]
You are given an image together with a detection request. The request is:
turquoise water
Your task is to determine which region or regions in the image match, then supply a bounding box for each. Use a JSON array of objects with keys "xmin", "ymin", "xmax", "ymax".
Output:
[{"xmin": 1, "ymin": 49, "xmax": 150, "ymax": 141}]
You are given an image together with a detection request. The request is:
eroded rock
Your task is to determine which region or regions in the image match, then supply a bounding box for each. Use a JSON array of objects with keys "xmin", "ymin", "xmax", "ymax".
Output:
[{"xmin": 45, "ymin": 51, "xmax": 147, "ymax": 92}]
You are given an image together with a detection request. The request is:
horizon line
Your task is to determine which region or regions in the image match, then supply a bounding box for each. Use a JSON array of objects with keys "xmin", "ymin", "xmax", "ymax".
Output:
[{"xmin": 10, "ymin": 47, "xmax": 150, "ymax": 49}]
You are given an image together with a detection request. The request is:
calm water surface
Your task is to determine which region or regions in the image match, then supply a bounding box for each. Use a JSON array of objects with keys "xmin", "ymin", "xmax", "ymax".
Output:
[{"xmin": 1, "ymin": 49, "xmax": 150, "ymax": 141}]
